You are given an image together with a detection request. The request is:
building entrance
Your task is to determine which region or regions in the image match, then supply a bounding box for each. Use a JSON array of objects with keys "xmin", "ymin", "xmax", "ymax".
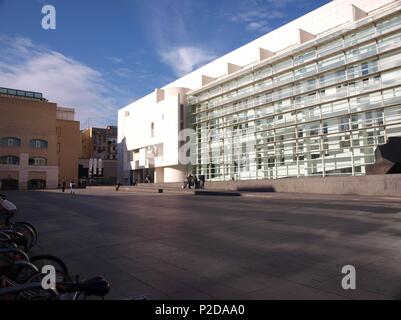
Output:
[{"xmin": 131, "ymin": 169, "xmax": 155, "ymax": 184}]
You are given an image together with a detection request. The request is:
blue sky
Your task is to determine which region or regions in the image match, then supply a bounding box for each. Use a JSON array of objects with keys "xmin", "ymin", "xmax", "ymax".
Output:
[{"xmin": 0, "ymin": 0, "xmax": 330, "ymax": 127}]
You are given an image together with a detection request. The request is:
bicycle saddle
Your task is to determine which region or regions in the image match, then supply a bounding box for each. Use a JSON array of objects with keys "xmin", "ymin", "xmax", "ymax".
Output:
[{"xmin": 63, "ymin": 277, "xmax": 110, "ymax": 297}]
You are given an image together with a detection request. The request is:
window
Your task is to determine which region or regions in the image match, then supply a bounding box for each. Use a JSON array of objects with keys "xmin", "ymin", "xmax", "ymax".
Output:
[
  {"xmin": 56, "ymin": 127, "xmax": 61, "ymax": 137},
  {"xmin": 151, "ymin": 123, "xmax": 155, "ymax": 138},
  {"xmin": 29, "ymin": 157, "xmax": 47, "ymax": 166},
  {"xmin": 0, "ymin": 137, "xmax": 21, "ymax": 147},
  {"xmin": 377, "ymin": 14, "xmax": 401, "ymax": 34},
  {"xmin": 294, "ymin": 49, "xmax": 316, "ymax": 66},
  {"xmin": 378, "ymin": 32, "xmax": 401, "ymax": 51},
  {"xmin": 273, "ymin": 58, "xmax": 293, "ymax": 73},
  {"xmin": 30, "ymin": 139, "xmax": 48, "ymax": 149},
  {"xmin": 318, "ymin": 38, "xmax": 343, "ymax": 57},
  {"xmin": 361, "ymin": 62, "xmax": 369, "ymax": 76},
  {"xmin": 254, "ymin": 66, "xmax": 272, "ymax": 81},
  {"xmin": 339, "ymin": 117, "xmax": 350, "ymax": 132},
  {"xmin": 294, "ymin": 63, "xmax": 316, "ymax": 79},
  {"xmin": 0, "ymin": 155, "xmax": 19, "ymax": 165},
  {"xmin": 344, "ymin": 26, "xmax": 375, "ymax": 46},
  {"xmin": 318, "ymin": 53, "xmax": 345, "ymax": 72},
  {"xmin": 309, "ymin": 125, "xmax": 320, "ymax": 137},
  {"xmin": 273, "ymin": 71, "xmax": 293, "ymax": 85}
]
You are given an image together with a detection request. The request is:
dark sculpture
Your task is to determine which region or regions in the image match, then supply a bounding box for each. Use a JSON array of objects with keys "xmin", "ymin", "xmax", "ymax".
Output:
[{"xmin": 366, "ymin": 137, "xmax": 401, "ymax": 175}]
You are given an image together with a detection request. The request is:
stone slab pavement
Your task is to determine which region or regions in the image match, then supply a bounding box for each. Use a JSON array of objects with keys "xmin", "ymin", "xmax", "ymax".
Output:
[{"xmin": 3, "ymin": 189, "xmax": 401, "ymax": 300}]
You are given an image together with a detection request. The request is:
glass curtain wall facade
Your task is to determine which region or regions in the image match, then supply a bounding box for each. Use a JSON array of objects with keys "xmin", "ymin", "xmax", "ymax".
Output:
[{"xmin": 189, "ymin": 11, "xmax": 401, "ymax": 181}]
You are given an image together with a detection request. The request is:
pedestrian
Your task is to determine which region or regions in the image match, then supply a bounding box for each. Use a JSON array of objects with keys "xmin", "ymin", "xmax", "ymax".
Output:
[
  {"xmin": 69, "ymin": 180, "xmax": 75, "ymax": 195},
  {"xmin": 116, "ymin": 181, "xmax": 121, "ymax": 191},
  {"xmin": 145, "ymin": 174, "xmax": 151, "ymax": 184},
  {"xmin": 61, "ymin": 181, "xmax": 66, "ymax": 193},
  {"xmin": 200, "ymin": 175, "xmax": 205, "ymax": 189}
]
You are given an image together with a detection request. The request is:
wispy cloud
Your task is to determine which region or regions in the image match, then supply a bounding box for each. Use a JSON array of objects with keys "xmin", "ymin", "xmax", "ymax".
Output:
[
  {"xmin": 0, "ymin": 36, "xmax": 118, "ymax": 127},
  {"xmin": 106, "ymin": 56, "xmax": 124, "ymax": 64},
  {"xmin": 137, "ymin": 0, "xmax": 217, "ymax": 77},
  {"xmin": 229, "ymin": 0, "xmax": 293, "ymax": 34},
  {"xmin": 160, "ymin": 47, "xmax": 216, "ymax": 77}
]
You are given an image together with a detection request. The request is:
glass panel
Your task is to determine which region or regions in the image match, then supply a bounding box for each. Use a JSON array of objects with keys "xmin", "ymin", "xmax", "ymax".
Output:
[
  {"xmin": 344, "ymin": 26, "xmax": 376, "ymax": 46},
  {"xmin": 318, "ymin": 53, "xmax": 345, "ymax": 72},
  {"xmin": 318, "ymin": 38, "xmax": 343, "ymax": 57},
  {"xmin": 294, "ymin": 49, "xmax": 316, "ymax": 66},
  {"xmin": 377, "ymin": 14, "xmax": 401, "ymax": 34},
  {"xmin": 272, "ymin": 58, "xmax": 293, "ymax": 73},
  {"xmin": 378, "ymin": 31, "xmax": 401, "ymax": 52},
  {"xmin": 254, "ymin": 66, "xmax": 272, "ymax": 81}
]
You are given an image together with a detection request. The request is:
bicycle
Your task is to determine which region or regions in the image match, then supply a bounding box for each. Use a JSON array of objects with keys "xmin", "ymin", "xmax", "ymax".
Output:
[{"xmin": 0, "ymin": 194, "xmax": 38, "ymax": 251}]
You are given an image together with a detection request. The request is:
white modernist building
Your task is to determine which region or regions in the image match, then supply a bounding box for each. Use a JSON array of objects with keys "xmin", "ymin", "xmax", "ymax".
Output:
[
  {"xmin": 118, "ymin": 87, "xmax": 190, "ymax": 184},
  {"xmin": 118, "ymin": 0, "xmax": 401, "ymax": 184}
]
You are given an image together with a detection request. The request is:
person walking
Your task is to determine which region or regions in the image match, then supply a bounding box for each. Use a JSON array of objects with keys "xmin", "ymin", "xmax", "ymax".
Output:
[
  {"xmin": 199, "ymin": 175, "xmax": 205, "ymax": 189},
  {"xmin": 61, "ymin": 181, "xmax": 66, "ymax": 193},
  {"xmin": 69, "ymin": 180, "xmax": 76, "ymax": 195}
]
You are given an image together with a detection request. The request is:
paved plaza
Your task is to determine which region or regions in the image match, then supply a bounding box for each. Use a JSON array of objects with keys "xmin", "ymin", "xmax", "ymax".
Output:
[{"xmin": 3, "ymin": 189, "xmax": 401, "ymax": 300}]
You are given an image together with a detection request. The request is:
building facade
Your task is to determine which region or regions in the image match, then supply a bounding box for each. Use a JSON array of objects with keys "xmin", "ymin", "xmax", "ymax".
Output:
[
  {"xmin": 119, "ymin": 0, "xmax": 401, "ymax": 183},
  {"xmin": 0, "ymin": 87, "xmax": 80, "ymax": 189},
  {"xmin": 79, "ymin": 126, "xmax": 118, "ymax": 185},
  {"xmin": 118, "ymin": 88, "xmax": 190, "ymax": 184}
]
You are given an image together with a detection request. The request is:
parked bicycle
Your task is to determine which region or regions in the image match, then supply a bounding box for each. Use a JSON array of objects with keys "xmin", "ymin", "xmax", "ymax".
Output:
[{"xmin": 0, "ymin": 194, "xmax": 37, "ymax": 251}]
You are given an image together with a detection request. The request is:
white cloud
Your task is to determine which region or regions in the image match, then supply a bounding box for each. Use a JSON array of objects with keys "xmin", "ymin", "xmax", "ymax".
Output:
[
  {"xmin": 230, "ymin": 0, "xmax": 289, "ymax": 34},
  {"xmin": 137, "ymin": 2, "xmax": 217, "ymax": 77},
  {"xmin": 246, "ymin": 21, "xmax": 271, "ymax": 33},
  {"xmin": 107, "ymin": 56, "xmax": 124, "ymax": 64},
  {"xmin": 160, "ymin": 46, "xmax": 216, "ymax": 77},
  {"xmin": 0, "ymin": 36, "xmax": 118, "ymax": 127}
]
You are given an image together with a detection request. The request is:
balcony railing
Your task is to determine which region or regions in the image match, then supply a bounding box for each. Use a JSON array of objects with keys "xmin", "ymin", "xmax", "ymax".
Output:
[{"xmin": 193, "ymin": 42, "xmax": 401, "ymax": 117}]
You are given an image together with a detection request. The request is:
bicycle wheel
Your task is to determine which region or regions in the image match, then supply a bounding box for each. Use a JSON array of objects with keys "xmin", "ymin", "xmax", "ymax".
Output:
[
  {"xmin": 29, "ymin": 255, "xmax": 70, "ymax": 282},
  {"xmin": 1, "ymin": 231, "xmax": 28, "ymax": 252},
  {"xmin": 13, "ymin": 222, "xmax": 37, "ymax": 247},
  {"xmin": 0, "ymin": 248, "xmax": 29, "ymax": 267},
  {"xmin": 0, "ymin": 233, "xmax": 17, "ymax": 250},
  {"xmin": 12, "ymin": 223, "xmax": 36, "ymax": 251},
  {"xmin": 6, "ymin": 261, "xmax": 39, "ymax": 284}
]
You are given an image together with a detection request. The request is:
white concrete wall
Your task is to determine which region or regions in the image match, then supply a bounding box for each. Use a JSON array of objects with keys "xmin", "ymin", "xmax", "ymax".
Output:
[
  {"xmin": 164, "ymin": 166, "xmax": 188, "ymax": 183},
  {"xmin": 118, "ymin": 88, "xmax": 190, "ymax": 183}
]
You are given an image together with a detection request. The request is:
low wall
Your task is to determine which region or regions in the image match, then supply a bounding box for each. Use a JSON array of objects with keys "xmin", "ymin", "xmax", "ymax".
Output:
[
  {"xmin": 204, "ymin": 174, "xmax": 401, "ymax": 197},
  {"xmin": 87, "ymin": 175, "xmax": 401, "ymax": 197}
]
